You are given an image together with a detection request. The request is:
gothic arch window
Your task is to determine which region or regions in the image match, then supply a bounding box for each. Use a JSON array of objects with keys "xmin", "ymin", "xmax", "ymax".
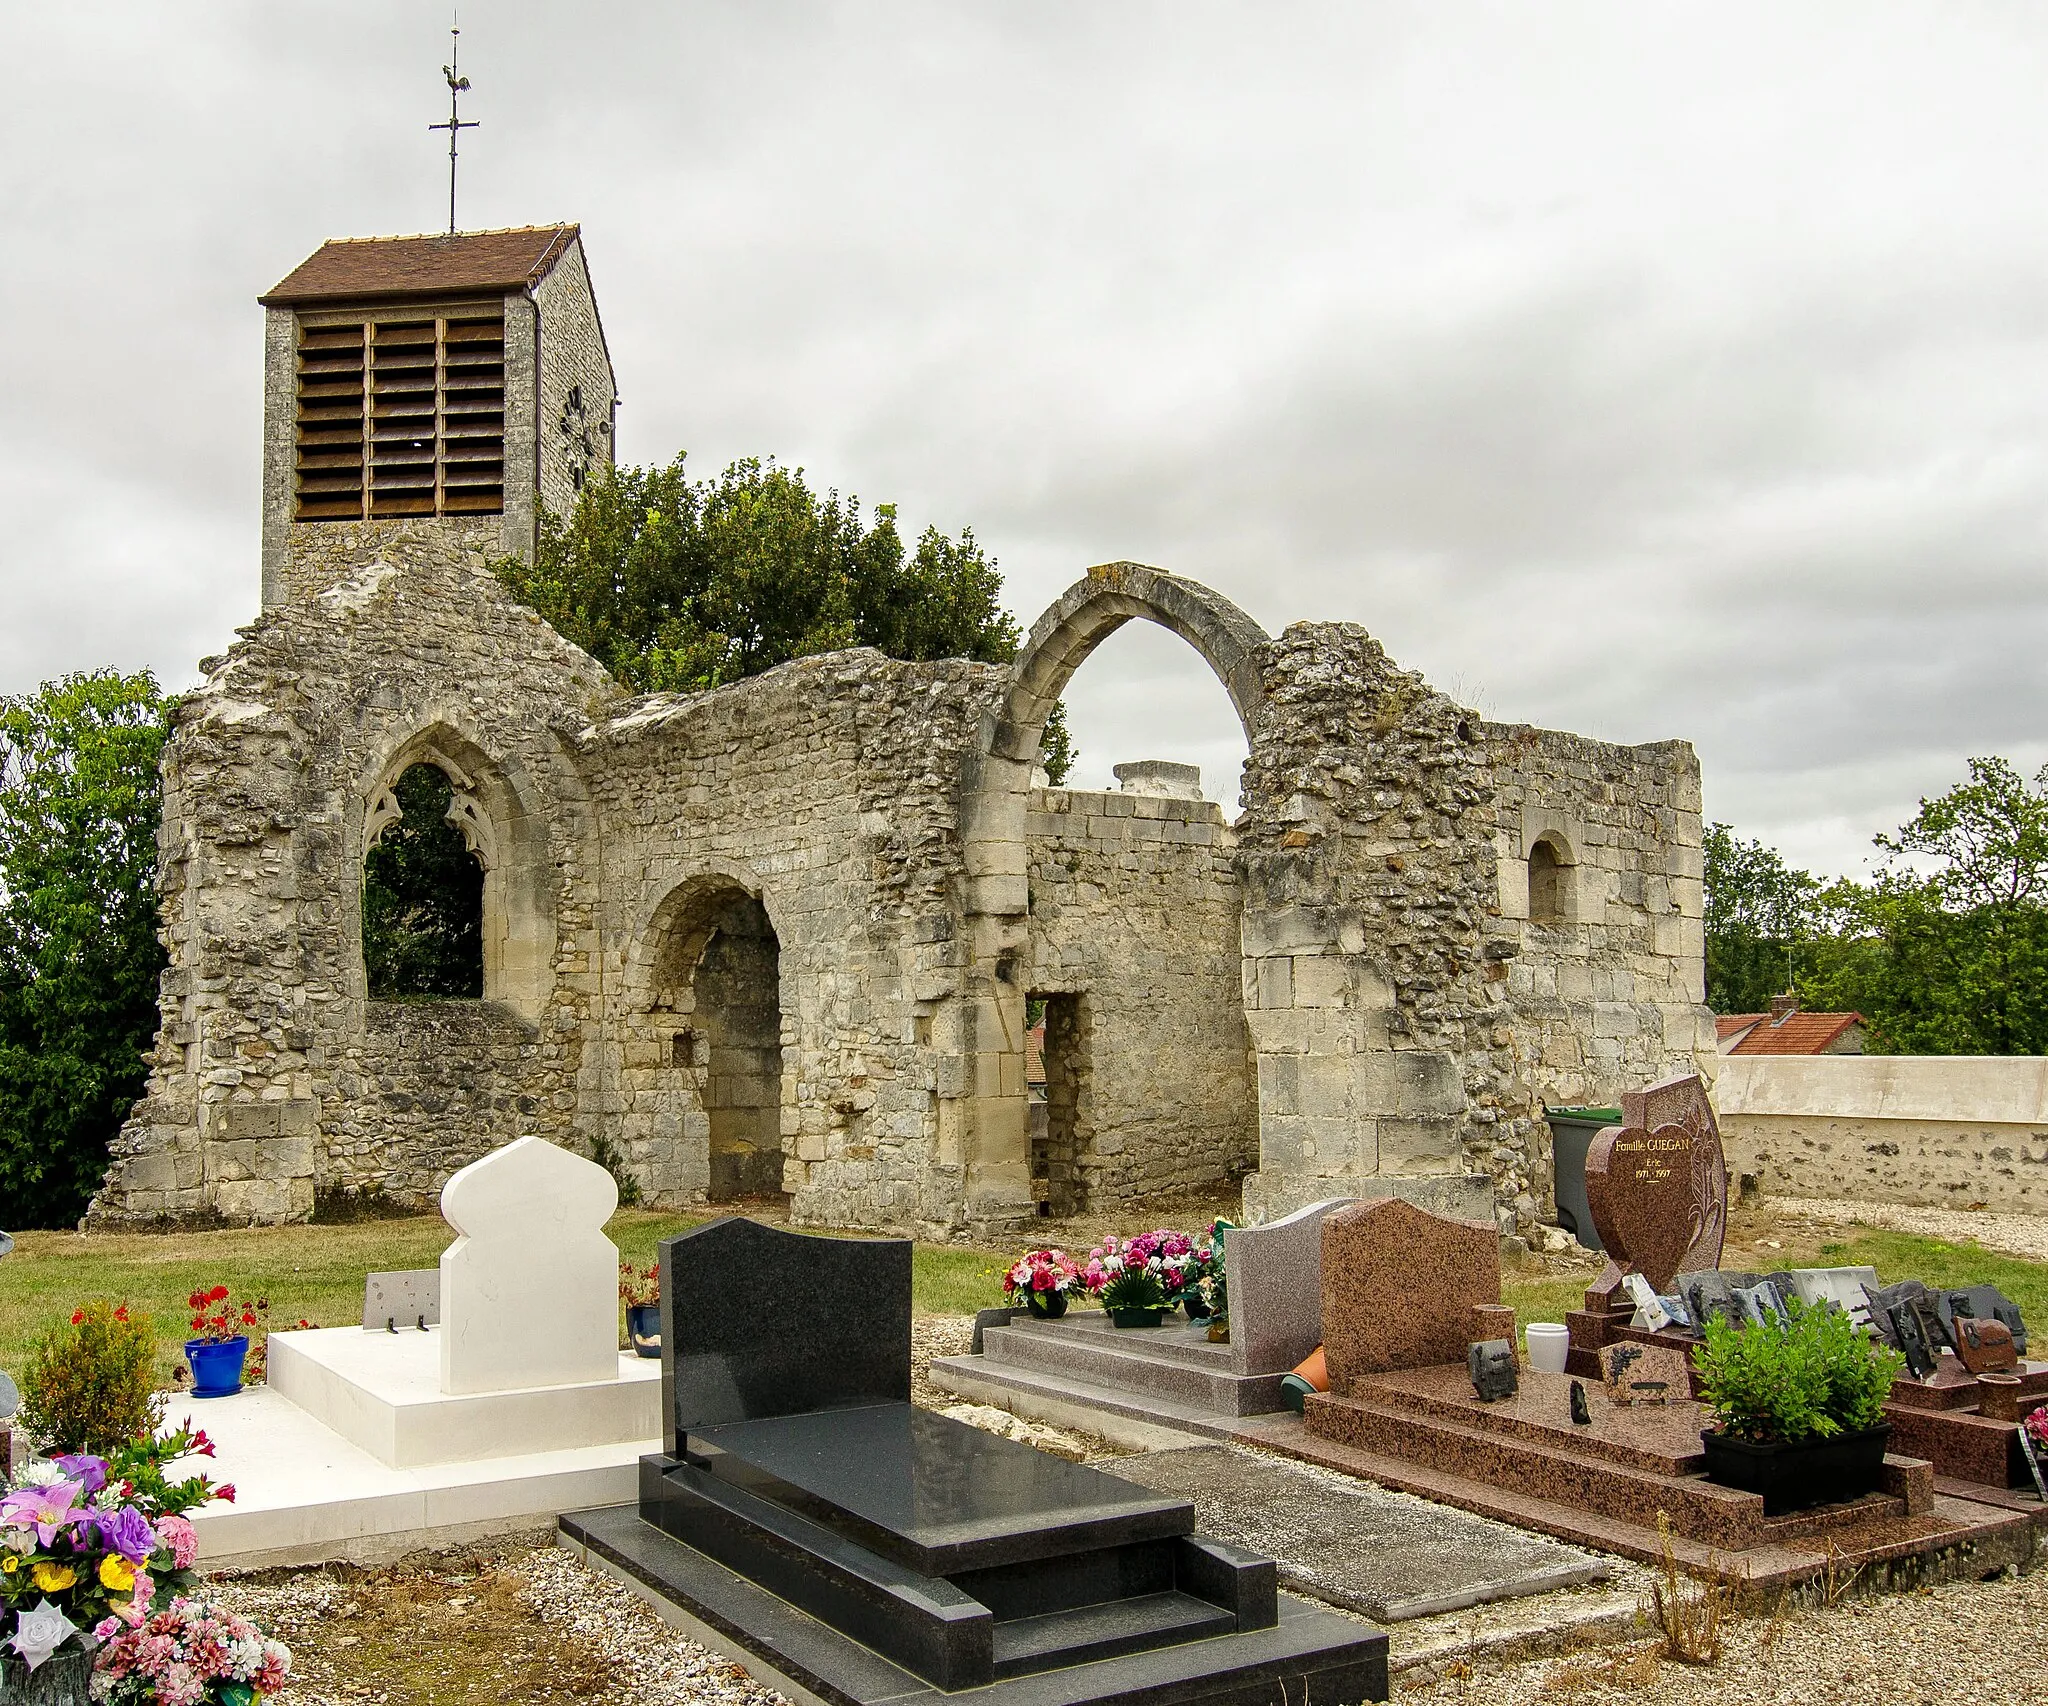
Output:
[
  {"xmin": 359, "ymin": 730, "xmax": 555, "ymax": 1020},
  {"xmin": 362, "ymin": 763, "xmax": 484, "ymax": 997}
]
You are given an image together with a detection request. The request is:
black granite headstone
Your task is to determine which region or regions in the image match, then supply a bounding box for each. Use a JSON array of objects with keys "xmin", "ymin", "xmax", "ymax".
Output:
[{"xmin": 659, "ymin": 1217, "xmax": 912, "ymax": 1452}]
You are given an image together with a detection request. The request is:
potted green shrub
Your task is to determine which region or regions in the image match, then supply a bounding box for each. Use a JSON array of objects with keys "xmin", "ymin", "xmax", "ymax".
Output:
[{"xmin": 1692, "ymin": 1299, "xmax": 1905, "ymax": 1515}]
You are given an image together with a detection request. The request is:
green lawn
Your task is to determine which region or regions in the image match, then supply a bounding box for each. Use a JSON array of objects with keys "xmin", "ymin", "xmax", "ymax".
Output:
[
  {"xmin": 4, "ymin": 1215, "xmax": 2042, "ymax": 1391},
  {"xmin": 0, "ymin": 1213, "xmax": 1017, "ymax": 1386}
]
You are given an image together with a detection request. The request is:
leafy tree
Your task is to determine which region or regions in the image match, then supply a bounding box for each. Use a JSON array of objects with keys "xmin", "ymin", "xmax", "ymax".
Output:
[
  {"xmin": 494, "ymin": 454, "xmax": 1076, "ymax": 781},
  {"xmin": 0, "ymin": 671, "xmax": 171, "ymax": 1227},
  {"xmin": 362, "ymin": 764, "xmax": 485, "ymax": 999},
  {"xmin": 1801, "ymin": 758, "xmax": 2048, "ymax": 1055},
  {"xmin": 1702, "ymin": 821, "xmax": 1821, "ymax": 1013}
]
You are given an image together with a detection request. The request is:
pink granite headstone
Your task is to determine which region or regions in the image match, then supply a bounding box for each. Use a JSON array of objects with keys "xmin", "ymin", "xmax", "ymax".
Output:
[
  {"xmin": 1320, "ymin": 1198, "xmax": 1501, "ymax": 1392},
  {"xmin": 1583, "ymin": 1074, "xmax": 1726, "ymax": 1296}
]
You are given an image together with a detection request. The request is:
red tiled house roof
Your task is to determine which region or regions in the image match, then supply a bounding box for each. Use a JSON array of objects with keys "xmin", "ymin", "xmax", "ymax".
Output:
[{"xmin": 1723, "ymin": 1010, "xmax": 1866, "ymax": 1055}]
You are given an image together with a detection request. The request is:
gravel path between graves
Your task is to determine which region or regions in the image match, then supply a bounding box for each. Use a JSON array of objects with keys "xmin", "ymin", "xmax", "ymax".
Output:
[
  {"xmin": 1395, "ymin": 1564, "xmax": 2048, "ymax": 1703},
  {"xmin": 1764, "ymin": 1195, "xmax": 2048, "ymax": 1263}
]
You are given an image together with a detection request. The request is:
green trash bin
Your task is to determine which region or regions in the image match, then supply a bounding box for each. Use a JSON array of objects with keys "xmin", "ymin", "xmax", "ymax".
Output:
[{"xmin": 1544, "ymin": 1107, "xmax": 1620, "ymax": 1253}]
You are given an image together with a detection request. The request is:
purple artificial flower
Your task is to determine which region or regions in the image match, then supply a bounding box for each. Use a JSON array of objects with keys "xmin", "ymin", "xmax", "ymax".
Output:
[
  {"xmin": 95, "ymin": 1505, "xmax": 157, "ymax": 1563},
  {"xmin": 0, "ymin": 1481, "xmax": 85, "ymax": 1548},
  {"xmin": 50, "ymin": 1455, "xmax": 108, "ymax": 1498}
]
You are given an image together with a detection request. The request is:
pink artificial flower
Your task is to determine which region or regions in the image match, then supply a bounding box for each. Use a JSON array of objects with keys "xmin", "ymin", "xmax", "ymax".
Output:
[{"xmin": 157, "ymin": 1514, "xmax": 199, "ymax": 1570}]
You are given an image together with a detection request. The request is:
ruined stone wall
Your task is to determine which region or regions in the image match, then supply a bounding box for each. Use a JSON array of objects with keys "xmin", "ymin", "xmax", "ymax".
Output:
[
  {"xmin": 574, "ymin": 651, "xmax": 1008, "ymax": 1236},
  {"xmin": 1489, "ymin": 724, "xmax": 1714, "ymax": 1127},
  {"xmin": 93, "ymin": 520, "xmax": 619, "ymax": 1223},
  {"xmin": 1235, "ymin": 623, "xmax": 1551, "ymax": 1234},
  {"xmin": 1024, "ymin": 786, "xmax": 1255, "ymax": 1210}
]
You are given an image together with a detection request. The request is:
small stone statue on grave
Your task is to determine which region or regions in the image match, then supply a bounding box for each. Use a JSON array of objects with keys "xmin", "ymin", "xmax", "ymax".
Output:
[
  {"xmin": 1569, "ymin": 1379, "xmax": 1592, "ymax": 1426},
  {"xmin": 1468, "ymin": 1339, "xmax": 1518, "ymax": 1403}
]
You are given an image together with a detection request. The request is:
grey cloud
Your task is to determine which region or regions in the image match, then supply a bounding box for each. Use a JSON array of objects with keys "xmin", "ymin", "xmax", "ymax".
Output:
[{"xmin": 7, "ymin": 3, "xmax": 2048, "ymax": 878}]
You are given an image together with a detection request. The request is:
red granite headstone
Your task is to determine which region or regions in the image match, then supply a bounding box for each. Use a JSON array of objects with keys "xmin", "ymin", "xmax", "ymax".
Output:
[
  {"xmin": 1321, "ymin": 1197, "xmax": 1501, "ymax": 1391},
  {"xmin": 1583, "ymin": 1074, "xmax": 1727, "ymax": 1295}
]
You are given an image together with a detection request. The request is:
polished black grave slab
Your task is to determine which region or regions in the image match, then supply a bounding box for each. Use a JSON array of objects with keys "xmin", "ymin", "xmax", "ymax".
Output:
[
  {"xmin": 564, "ymin": 1502, "xmax": 1390, "ymax": 1706},
  {"xmin": 579, "ymin": 1219, "xmax": 1390, "ymax": 1700},
  {"xmin": 689, "ymin": 1402, "xmax": 1194, "ymax": 1575}
]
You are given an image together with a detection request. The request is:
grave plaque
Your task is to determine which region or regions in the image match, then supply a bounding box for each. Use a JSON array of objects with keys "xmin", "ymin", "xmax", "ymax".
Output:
[
  {"xmin": 1584, "ymin": 1075, "xmax": 1727, "ymax": 1295},
  {"xmin": 1938, "ymin": 1285, "xmax": 2028, "ymax": 1357},
  {"xmin": 1951, "ymin": 1315, "xmax": 2019, "ymax": 1375},
  {"xmin": 1603, "ymin": 1342, "xmax": 1689, "ymax": 1407},
  {"xmin": 363, "ymin": 1270, "xmax": 440, "ymax": 1332}
]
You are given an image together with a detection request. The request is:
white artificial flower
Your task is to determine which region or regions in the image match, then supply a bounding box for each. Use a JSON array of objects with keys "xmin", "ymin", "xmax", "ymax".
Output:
[
  {"xmin": 13, "ymin": 1460, "xmax": 63, "ymax": 1488},
  {"xmin": 8, "ymin": 1598, "xmax": 80, "ymax": 1671}
]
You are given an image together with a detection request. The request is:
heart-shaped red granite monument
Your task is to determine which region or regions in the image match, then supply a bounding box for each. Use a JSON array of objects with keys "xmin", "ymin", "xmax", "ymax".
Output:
[{"xmin": 1583, "ymin": 1074, "xmax": 1727, "ymax": 1295}]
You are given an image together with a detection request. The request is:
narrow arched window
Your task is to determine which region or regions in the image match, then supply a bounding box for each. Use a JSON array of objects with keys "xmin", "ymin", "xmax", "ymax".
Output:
[
  {"xmin": 1529, "ymin": 837, "xmax": 1566, "ymax": 925},
  {"xmin": 363, "ymin": 764, "xmax": 484, "ymax": 997}
]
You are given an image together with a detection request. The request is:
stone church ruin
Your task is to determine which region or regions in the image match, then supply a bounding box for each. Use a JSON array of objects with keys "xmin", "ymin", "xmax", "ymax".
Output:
[{"xmin": 89, "ymin": 226, "xmax": 1715, "ymax": 1239}]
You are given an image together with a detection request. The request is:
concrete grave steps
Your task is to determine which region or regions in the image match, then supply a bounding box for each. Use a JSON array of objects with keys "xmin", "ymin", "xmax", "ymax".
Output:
[{"xmin": 978, "ymin": 1317, "xmax": 1289, "ymax": 1416}]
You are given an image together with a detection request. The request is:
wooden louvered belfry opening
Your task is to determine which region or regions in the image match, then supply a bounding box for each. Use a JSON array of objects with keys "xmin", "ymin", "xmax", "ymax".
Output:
[{"xmin": 292, "ymin": 308, "xmax": 506, "ymax": 521}]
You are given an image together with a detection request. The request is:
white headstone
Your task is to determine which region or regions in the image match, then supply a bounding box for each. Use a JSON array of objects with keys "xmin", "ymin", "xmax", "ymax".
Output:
[{"xmin": 439, "ymin": 1135, "xmax": 620, "ymax": 1395}]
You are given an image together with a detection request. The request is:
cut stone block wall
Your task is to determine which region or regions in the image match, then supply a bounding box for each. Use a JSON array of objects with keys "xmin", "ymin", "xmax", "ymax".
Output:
[{"xmin": 1025, "ymin": 785, "xmax": 1256, "ymax": 1210}]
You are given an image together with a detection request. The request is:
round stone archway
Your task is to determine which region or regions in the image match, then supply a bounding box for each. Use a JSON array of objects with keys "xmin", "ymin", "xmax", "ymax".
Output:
[{"xmin": 953, "ymin": 562, "xmax": 1272, "ymax": 1226}]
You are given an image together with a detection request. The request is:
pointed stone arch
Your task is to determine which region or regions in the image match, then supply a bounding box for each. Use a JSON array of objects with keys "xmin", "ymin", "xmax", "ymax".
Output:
[{"xmin": 356, "ymin": 719, "xmax": 558, "ymax": 1021}]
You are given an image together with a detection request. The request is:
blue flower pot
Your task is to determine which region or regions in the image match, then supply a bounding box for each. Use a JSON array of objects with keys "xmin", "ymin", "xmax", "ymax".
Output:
[
  {"xmin": 186, "ymin": 1335, "xmax": 249, "ymax": 1398},
  {"xmin": 625, "ymin": 1304, "xmax": 662, "ymax": 1358}
]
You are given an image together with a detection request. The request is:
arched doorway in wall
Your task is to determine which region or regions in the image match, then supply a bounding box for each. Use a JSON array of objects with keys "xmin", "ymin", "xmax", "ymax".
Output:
[
  {"xmin": 633, "ymin": 879, "xmax": 788, "ymax": 1205},
  {"xmin": 967, "ymin": 564, "xmax": 1272, "ymax": 1224}
]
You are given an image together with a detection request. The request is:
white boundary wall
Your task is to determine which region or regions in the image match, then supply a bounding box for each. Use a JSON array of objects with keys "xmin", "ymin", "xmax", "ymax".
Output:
[{"xmin": 1715, "ymin": 1055, "xmax": 2048, "ymax": 1214}]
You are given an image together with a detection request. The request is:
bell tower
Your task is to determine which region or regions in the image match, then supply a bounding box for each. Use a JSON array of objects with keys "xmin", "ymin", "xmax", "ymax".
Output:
[{"xmin": 256, "ymin": 224, "xmax": 617, "ymax": 610}]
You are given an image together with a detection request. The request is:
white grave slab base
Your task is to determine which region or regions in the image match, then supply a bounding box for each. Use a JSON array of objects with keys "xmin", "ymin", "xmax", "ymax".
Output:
[
  {"xmin": 267, "ymin": 1326, "xmax": 659, "ymax": 1468},
  {"xmin": 177, "ymin": 1383, "xmax": 656, "ymax": 1572}
]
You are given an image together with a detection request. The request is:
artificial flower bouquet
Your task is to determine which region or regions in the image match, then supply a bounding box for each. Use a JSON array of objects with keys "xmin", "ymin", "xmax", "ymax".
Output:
[
  {"xmin": 0, "ymin": 1424, "xmax": 236, "ymax": 1685},
  {"xmin": 1081, "ymin": 1230, "xmax": 1205, "ymax": 1298},
  {"xmin": 94, "ymin": 1598, "xmax": 291, "ymax": 1705},
  {"xmin": 1001, "ymin": 1250, "xmax": 1084, "ymax": 1304},
  {"xmin": 619, "ymin": 1262, "xmax": 661, "ymax": 1309}
]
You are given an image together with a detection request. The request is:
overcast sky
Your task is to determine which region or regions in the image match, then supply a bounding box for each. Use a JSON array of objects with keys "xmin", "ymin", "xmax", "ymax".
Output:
[{"xmin": 6, "ymin": 3, "xmax": 2048, "ymax": 878}]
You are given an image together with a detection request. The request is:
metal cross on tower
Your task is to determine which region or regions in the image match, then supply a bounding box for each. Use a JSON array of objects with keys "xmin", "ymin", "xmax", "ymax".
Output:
[{"xmin": 429, "ymin": 22, "xmax": 476, "ymax": 235}]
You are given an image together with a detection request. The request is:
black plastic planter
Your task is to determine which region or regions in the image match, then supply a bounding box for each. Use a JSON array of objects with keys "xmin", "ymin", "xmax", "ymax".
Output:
[{"xmin": 1699, "ymin": 1423, "xmax": 1891, "ymax": 1516}]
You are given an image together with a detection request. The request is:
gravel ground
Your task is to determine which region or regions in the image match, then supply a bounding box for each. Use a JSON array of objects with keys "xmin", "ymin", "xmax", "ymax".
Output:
[
  {"xmin": 1397, "ymin": 1566, "xmax": 2048, "ymax": 1703},
  {"xmin": 1762, "ymin": 1194, "xmax": 2048, "ymax": 1262}
]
